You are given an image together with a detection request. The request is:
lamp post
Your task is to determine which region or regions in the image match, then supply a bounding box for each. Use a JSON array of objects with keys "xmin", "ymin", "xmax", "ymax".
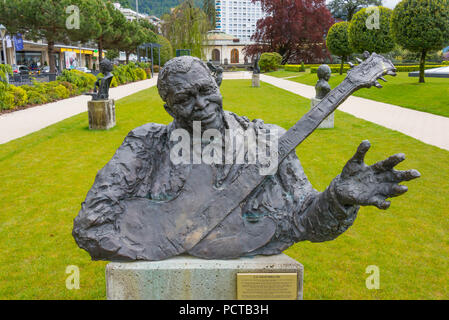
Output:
[{"xmin": 0, "ymin": 24, "xmax": 7, "ymax": 65}]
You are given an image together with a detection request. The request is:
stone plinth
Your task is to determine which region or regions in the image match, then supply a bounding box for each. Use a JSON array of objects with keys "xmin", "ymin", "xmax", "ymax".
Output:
[
  {"xmin": 106, "ymin": 254, "xmax": 303, "ymax": 300},
  {"xmin": 87, "ymin": 99, "xmax": 116, "ymax": 130},
  {"xmin": 252, "ymin": 73, "xmax": 260, "ymax": 87},
  {"xmin": 311, "ymin": 98, "xmax": 334, "ymax": 129}
]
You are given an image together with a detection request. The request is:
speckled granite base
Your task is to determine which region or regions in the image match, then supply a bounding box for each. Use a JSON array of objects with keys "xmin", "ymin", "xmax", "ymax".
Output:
[{"xmin": 106, "ymin": 254, "xmax": 303, "ymax": 300}]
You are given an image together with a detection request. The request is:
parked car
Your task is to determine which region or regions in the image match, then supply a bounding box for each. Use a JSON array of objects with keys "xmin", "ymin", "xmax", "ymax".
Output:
[
  {"xmin": 40, "ymin": 66, "xmax": 50, "ymax": 73},
  {"xmin": 12, "ymin": 65, "xmax": 30, "ymax": 75},
  {"xmin": 75, "ymin": 67, "xmax": 91, "ymax": 73}
]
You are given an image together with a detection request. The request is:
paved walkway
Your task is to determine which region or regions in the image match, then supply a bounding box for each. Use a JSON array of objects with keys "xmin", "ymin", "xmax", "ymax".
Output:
[
  {"xmin": 0, "ymin": 77, "xmax": 158, "ymax": 144},
  {"xmin": 1, "ymin": 72, "xmax": 448, "ymax": 152},
  {"xmin": 258, "ymin": 74, "xmax": 449, "ymax": 152}
]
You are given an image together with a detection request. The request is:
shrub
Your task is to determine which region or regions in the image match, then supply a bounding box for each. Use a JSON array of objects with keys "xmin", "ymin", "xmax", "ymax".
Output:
[
  {"xmin": 58, "ymin": 81, "xmax": 77, "ymax": 96},
  {"xmin": 135, "ymin": 68, "xmax": 147, "ymax": 81},
  {"xmin": 259, "ymin": 52, "xmax": 282, "ymax": 72},
  {"xmin": 284, "ymin": 64, "xmax": 306, "ymax": 72},
  {"xmin": 8, "ymin": 85, "xmax": 28, "ymax": 107},
  {"xmin": 153, "ymin": 65, "xmax": 160, "ymax": 73},
  {"xmin": 157, "ymin": 34, "xmax": 173, "ymax": 66},
  {"xmin": 27, "ymin": 91, "xmax": 48, "ymax": 105},
  {"xmin": 57, "ymin": 69, "xmax": 96, "ymax": 93}
]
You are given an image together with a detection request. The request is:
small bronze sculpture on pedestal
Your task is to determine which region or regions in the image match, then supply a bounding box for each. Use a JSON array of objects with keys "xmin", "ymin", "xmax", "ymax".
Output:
[
  {"xmin": 311, "ymin": 64, "xmax": 334, "ymax": 128},
  {"xmin": 84, "ymin": 59, "xmax": 116, "ymax": 130}
]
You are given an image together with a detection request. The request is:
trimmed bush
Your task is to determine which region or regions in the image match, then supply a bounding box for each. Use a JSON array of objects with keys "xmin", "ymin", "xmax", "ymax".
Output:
[
  {"xmin": 284, "ymin": 63, "xmax": 306, "ymax": 72},
  {"xmin": 8, "ymin": 85, "xmax": 28, "ymax": 107},
  {"xmin": 27, "ymin": 91, "xmax": 48, "ymax": 105},
  {"xmin": 259, "ymin": 52, "xmax": 282, "ymax": 72},
  {"xmin": 135, "ymin": 68, "xmax": 147, "ymax": 81}
]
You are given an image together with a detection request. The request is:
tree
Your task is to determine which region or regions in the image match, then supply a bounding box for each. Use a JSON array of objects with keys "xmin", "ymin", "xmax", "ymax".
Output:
[
  {"xmin": 348, "ymin": 6, "xmax": 394, "ymax": 54},
  {"xmin": 161, "ymin": 0, "xmax": 209, "ymax": 58},
  {"xmin": 244, "ymin": 0, "xmax": 334, "ymax": 64},
  {"xmin": 203, "ymin": 0, "xmax": 216, "ymax": 29},
  {"xmin": 156, "ymin": 34, "xmax": 173, "ymax": 66},
  {"xmin": 391, "ymin": 0, "xmax": 449, "ymax": 83},
  {"xmin": 326, "ymin": 22, "xmax": 352, "ymax": 74},
  {"xmin": 0, "ymin": 0, "xmax": 101, "ymax": 73},
  {"xmin": 327, "ymin": 0, "xmax": 382, "ymax": 21}
]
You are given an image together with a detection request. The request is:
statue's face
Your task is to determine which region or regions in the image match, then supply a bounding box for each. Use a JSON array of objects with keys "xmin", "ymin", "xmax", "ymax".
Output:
[{"xmin": 165, "ymin": 63, "xmax": 224, "ymax": 131}]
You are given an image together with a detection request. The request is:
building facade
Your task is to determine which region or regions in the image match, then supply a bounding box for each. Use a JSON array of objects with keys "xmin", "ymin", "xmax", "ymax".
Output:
[
  {"xmin": 215, "ymin": 0, "xmax": 265, "ymax": 42},
  {"xmin": 204, "ymin": 30, "xmax": 254, "ymax": 66}
]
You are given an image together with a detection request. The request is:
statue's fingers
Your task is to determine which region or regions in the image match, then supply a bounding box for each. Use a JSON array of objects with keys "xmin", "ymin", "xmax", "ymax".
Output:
[
  {"xmin": 372, "ymin": 153, "xmax": 405, "ymax": 172},
  {"xmin": 394, "ymin": 169, "xmax": 421, "ymax": 182},
  {"xmin": 369, "ymin": 196, "xmax": 391, "ymax": 210},
  {"xmin": 351, "ymin": 140, "xmax": 371, "ymax": 164},
  {"xmin": 386, "ymin": 184, "xmax": 408, "ymax": 198}
]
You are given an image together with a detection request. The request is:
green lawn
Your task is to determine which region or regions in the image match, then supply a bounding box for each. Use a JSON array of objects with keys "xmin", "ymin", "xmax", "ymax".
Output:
[
  {"xmin": 266, "ymin": 70, "xmax": 449, "ymax": 118},
  {"xmin": 0, "ymin": 80, "xmax": 448, "ymax": 299}
]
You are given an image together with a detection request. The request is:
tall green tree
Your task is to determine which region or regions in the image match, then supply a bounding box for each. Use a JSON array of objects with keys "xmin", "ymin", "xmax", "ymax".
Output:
[
  {"xmin": 348, "ymin": 6, "xmax": 394, "ymax": 54},
  {"xmin": 156, "ymin": 34, "xmax": 173, "ymax": 66},
  {"xmin": 326, "ymin": 22, "xmax": 352, "ymax": 75},
  {"xmin": 161, "ymin": 0, "xmax": 209, "ymax": 58},
  {"xmin": 203, "ymin": 0, "xmax": 216, "ymax": 29},
  {"xmin": 0, "ymin": 0, "xmax": 101, "ymax": 73},
  {"xmin": 327, "ymin": 0, "xmax": 383, "ymax": 21},
  {"xmin": 391, "ymin": 0, "xmax": 449, "ymax": 83}
]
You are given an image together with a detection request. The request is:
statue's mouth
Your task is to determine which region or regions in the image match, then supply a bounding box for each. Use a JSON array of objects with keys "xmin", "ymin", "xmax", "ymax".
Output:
[{"xmin": 194, "ymin": 112, "xmax": 216, "ymax": 124}]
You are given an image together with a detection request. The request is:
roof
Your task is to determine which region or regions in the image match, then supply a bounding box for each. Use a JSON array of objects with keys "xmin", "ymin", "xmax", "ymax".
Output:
[{"xmin": 207, "ymin": 30, "xmax": 237, "ymax": 41}]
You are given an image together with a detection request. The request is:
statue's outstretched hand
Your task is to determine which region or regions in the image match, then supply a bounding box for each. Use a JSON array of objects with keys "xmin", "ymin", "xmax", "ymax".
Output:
[{"xmin": 334, "ymin": 140, "xmax": 421, "ymax": 209}]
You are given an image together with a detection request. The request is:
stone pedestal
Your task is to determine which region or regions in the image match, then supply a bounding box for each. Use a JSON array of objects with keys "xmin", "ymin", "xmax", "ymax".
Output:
[
  {"xmin": 106, "ymin": 254, "xmax": 303, "ymax": 300},
  {"xmin": 252, "ymin": 73, "xmax": 260, "ymax": 87},
  {"xmin": 87, "ymin": 99, "xmax": 116, "ymax": 130},
  {"xmin": 311, "ymin": 97, "xmax": 334, "ymax": 129}
]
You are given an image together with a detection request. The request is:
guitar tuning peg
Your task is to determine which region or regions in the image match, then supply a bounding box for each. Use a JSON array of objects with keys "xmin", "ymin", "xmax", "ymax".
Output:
[
  {"xmin": 363, "ymin": 51, "xmax": 371, "ymax": 59},
  {"xmin": 373, "ymin": 80, "xmax": 383, "ymax": 88},
  {"xmin": 348, "ymin": 62, "xmax": 354, "ymax": 68},
  {"xmin": 356, "ymin": 57, "xmax": 363, "ymax": 63},
  {"xmin": 386, "ymin": 70, "xmax": 397, "ymax": 76},
  {"xmin": 379, "ymin": 76, "xmax": 387, "ymax": 82}
]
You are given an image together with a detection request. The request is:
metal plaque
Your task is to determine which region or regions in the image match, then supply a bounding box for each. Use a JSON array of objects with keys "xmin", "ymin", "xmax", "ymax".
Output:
[{"xmin": 236, "ymin": 273, "xmax": 298, "ymax": 300}]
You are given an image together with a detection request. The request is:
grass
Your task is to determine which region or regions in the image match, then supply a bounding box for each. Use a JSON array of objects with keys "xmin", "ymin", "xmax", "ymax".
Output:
[
  {"xmin": 0, "ymin": 80, "xmax": 448, "ymax": 299},
  {"xmin": 266, "ymin": 69, "xmax": 449, "ymax": 118}
]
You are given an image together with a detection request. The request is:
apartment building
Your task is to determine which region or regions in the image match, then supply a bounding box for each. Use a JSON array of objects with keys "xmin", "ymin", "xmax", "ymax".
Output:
[{"xmin": 215, "ymin": 0, "xmax": 265, "ymax": 42}]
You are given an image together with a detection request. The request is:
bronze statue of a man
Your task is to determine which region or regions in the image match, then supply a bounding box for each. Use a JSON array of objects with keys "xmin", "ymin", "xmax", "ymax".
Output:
[
  {"xmin": 73, "ymin": 55, "xmax": 420, "ymax": 261},
  {"xmin": 85, "ymin": 58, "xmax": 114, "ymax": 101},
  {"xmin": 315, "ymin": 65, "xmax": 332, "ymax": 99}
]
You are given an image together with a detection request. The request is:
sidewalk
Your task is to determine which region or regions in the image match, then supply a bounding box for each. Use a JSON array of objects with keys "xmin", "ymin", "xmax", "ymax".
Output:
[
  {"xmin": 258, "ymin": 74, "xmax": 449, "ymax": 152},
  {"xmin": 0, "ymin": 77, "xmax": 157, "ymax": 145}
]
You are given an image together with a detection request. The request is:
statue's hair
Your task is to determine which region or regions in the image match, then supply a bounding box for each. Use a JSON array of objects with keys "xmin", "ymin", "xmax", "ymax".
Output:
[
  {"xmin": 99, "ymin": 58, "xmax": 113, "ymax": 72},
  {"xmin": 317, "ymin": 64, "xmax": 332, "ymax": 79},
  {"xmin": 157, "ymin": 56, "xmax": 213, "ymax": 101}
]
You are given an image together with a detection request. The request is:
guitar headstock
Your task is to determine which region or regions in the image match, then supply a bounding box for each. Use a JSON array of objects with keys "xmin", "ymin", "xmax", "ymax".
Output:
[{"xmin": 346, "ymin": 52, "xmax": 397, "ymax": 89}]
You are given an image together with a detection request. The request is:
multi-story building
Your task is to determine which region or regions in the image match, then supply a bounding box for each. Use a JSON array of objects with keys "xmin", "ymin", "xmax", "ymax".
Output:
[{"xmin": 215, "ymin": 0, "xmax": 265, "ymax": 42}]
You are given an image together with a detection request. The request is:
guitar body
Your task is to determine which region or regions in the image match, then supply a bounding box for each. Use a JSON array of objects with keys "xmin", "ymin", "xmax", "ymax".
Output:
[{"xmin": 117, "ymin": 163, "xmax": 276, "ymax": 261}]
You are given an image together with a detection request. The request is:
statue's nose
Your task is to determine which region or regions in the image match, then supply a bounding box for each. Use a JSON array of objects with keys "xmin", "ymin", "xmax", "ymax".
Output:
[{"xmin": 194, "ymin": 95, "xmax": 207, "ymax": 110}]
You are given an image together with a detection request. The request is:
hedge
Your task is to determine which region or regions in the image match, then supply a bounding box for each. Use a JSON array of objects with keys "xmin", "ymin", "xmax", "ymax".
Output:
[
  {"xmin": 310, "ymin": 64, "xmax": 448, "ymax": 74},
  {"xmin": 1, "ymin": 63, "xmax": 150, "ymax": 111},
  {"xmin": 284, "ymin": 63, "xmax": 306, "ymax": 72}
]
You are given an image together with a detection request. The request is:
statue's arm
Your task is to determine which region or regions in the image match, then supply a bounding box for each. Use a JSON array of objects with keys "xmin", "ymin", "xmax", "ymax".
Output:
[
  {"xmin": 73, "ymin": 131, "xmax": 149, "ymax": 242},
  {"xmin": 277, "ymin": 151, "xmax": 359, "ymax": 243},
  {"xmin": 293, "ymin": 178, "xmax": 360, "ymax": 242}
]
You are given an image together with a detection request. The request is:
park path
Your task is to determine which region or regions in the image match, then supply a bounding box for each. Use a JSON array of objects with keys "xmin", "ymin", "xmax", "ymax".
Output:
[
  {"xmin": 0, "ymin": 77, "xmax": 158, "ymax": 145},
  {"xmin": 1, "ymin": 72, "xmax": 448, "ymax": 152}
]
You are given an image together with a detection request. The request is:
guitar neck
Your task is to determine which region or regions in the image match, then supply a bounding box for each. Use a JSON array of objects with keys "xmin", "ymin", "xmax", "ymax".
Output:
[{"xmin": 277, "ymin": 77, "xmax": 358, "ymax": 162}]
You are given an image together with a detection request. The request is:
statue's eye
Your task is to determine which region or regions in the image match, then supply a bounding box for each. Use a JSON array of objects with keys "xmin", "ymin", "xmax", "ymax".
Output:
[
  {"xmin": 174, "ymin": 94, "xmax": 191, "ymax": 105},
  {"xmin": 200, "ymin": 86, "xmax": 214, "ymax": 95}
]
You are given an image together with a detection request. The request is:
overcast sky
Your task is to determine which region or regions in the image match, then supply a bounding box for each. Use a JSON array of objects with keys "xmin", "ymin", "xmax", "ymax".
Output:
[{"xmin": 383, "ymin": 0, "xmax": 401, "ymax": 8}]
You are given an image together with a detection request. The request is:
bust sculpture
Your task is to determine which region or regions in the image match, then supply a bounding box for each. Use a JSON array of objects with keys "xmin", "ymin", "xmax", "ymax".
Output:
[
  {"xmin": 207, "ymin": 60, "xmax": 223, "ymax": 87},
  {"xmin": 315, "ymin": 64, "xmax": 332, "ymax": 99},
  {"xmin": 73, "ymin": 55, "xmax": 420, "ymax": 261},
  {"xmin": 85, "ymin": 58, "xmax": 114, "ymax": 101}
]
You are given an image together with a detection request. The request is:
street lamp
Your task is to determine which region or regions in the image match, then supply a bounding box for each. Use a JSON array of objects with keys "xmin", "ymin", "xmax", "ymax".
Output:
[{"xmin": 0, "ymin": 24, "xmax": 7, "ymax": 65}]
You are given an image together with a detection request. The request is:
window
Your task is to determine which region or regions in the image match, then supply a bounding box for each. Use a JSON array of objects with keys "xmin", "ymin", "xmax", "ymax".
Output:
[{"xmin": 231, "ymin": 49, "xmax": 239, "ymax": 64}]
